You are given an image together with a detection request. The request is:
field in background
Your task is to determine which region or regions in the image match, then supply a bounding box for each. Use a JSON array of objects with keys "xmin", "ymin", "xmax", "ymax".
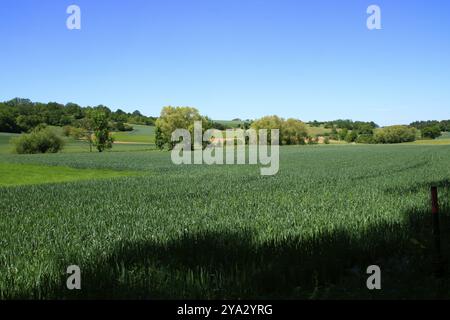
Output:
[
  {"xmin": 410, "ymin": 131, "xmax": 450, "ymax": 145},
  {"xmin": 3, "ymin": 123, "xmax": 449, "ymax": 155},
  {"xmin": 111, "ymin": 124, "xmax": 155, "ymax": 144},
  {"xmin": 0, "ymin": 125, "xmax": 156, "ymax": 154},
  {"xmin": 438, "ymin": 132, "xmax": 450, "ymax": 140},
  {"xmin": 305, "ymin": 125, "xmax": 332, "ymax": 137},
  {"xmin": 1, "ymin": 144, "xmax": 450, "ymax": 299},
  {"xmin": 0, "ymin": 133, "xmax": 19, "ymax": 154},
  {"xmin": 0, "ymin": 163, "xmax": 137, "ymax": 186}
]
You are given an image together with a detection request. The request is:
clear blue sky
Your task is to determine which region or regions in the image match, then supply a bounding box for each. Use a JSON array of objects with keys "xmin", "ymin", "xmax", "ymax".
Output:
[{"xmin": 1, "ymin": 0, "xmax": 449, "ymax": 125}]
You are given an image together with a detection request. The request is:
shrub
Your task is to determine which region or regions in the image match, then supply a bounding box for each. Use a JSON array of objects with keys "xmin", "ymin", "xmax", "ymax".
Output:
[
  {"xmin": 345, "ymin": 131, "xmax": 358, "ymax": 143},
  {"xmin": 62, "ymin": 125, "xmax": 72, "ymax": 137},
  {"xmin": 281, "ymin": 118, "xmax": 308, "ymax": 145},
  {"xmin": 13, "ymin": 127, "xmax": 64, "ymax": 154},
  {"xmin": 115, "ymin": 122, "xmax": 134, "ymax": 132},
  {"xmin": 338, "ymin": 128, "xmax": 348, "ymax": 141},
  {"xmin": 374, "ymin": 126, "xmax": 416, "ymax": 144},
  {"xmin": 356, "ymin": 134, "xmax": 375, "ymax": 144},
  {"xmin": 251, "ymin": 116, "xmax": 308, "ymax": 145}
]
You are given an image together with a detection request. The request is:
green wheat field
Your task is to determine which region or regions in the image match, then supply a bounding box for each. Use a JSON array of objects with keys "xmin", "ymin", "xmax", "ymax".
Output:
[{"xmin": 1, "ymin": 138, "xmax": 450, "ymax": 299}]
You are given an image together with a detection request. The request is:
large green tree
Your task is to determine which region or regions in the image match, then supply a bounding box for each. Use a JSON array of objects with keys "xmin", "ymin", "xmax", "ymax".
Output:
[
  {"xmin": 421, "ymin": 125, "xmax": 442, "ymax": 139},
  {"xmin": 281, "ymin": 118, "xmax": 308, "ymax": 145},
  {"xmin": 374, "ymin": 126, "xmax": 417, "ymax": 144},
  {"xmin": 251, "ymin": 115, "xmax": 308, "ymax": 145},
  {"xmin": 155, "ymin": 106, "xmax": 210, "ymax": 150},
  {"xmin": 0, "ymin": 106, "xmax": 20, "ymax": 133},
  {"xmin": 90, "ymin": 110, "xmax": 114, "ymax": 152}
]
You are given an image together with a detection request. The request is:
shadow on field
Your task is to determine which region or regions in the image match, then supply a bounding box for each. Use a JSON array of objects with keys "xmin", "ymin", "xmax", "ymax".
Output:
[{"xmin": 19, "ymin": 185, "xmax": 450, "ymax": 299}]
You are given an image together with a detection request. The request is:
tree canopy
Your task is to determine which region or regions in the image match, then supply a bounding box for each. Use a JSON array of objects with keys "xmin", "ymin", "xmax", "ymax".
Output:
[
  {"xmin": 374, "ymin": 126, "xmax": 417, "ymax": 144},
  {"xmin": 421, "ymin": 125, "xmax": 442, "ymax": 139},
  {"xmin": 0, "ymin": 98, "xmax": 156, "ymax": 134},
  {"xmin": 251, "ymin": 115, "xmax": 308, "ymax": 145},
  {"xmin": 155, "ymin": 106, "xmax": 211, "ymax": 150}
]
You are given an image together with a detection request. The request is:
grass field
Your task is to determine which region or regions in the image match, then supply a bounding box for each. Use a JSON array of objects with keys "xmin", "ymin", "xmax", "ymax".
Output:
[
  {"xmin": 0, "ymin": 129, "xmax": 156, "ymax": 155},
  {"xmin": 111, "ymin": 124, "xmax": 155, "ymax": 144},
  {"xmin": 62, "ymin": 140, "xmax": 156, "ymax": 153},
  {"xmin": 1, "ymin": 143, "xmax": 450, "ymax": 299},
  {"xmin": 305, "ymin": 125, "xmax": 332, "ymax": 137},
  {"xmin": 437, "ymin": 132, "xmax": 450, "ymax": 140},
  {"xmin": 411, "ymin": 139, "xmax": 450, "ymax": 145},
  {"xmin": 410, "ymin": 131, "xmax": 450, "ymax": 145},
  {"xmin": 0, "ymin": 163, "xmax": 137, "ymax": 186},
  {"xmin": 0, "ymin": 133, "xmax": 19, "ymax": 154}
]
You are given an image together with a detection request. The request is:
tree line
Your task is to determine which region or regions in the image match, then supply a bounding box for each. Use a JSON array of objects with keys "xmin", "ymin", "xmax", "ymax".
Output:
[
  {"xmin": 0, "ymin": 98, "xmax": 156, "ymax": 134},
  {"xmin": 311, "ymin": 118, "xmax": 449, "ymax": 142},
  {"xmin": 409, "ymin": 120, "xmax": 450, "ymax": 139},
  {"xmin": 309, "ymin": 119, "xmax": 379, "ymax": 131},
  {"xmin": 11, "ymin": 110, "xmax": 115, "ymax": 154},
  {"xmin": 156, "ymin": 109, "xmax": 447, "ymax": 149},
  {"xmin": 2, "ymin": 99, "xmax": 448, "ymax": 153},
  {"xmin": 155, "ymin": 107, "xmax": 311, "ymax": 150}
]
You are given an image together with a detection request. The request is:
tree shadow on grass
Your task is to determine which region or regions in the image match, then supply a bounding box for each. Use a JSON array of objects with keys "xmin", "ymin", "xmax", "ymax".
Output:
[{"xmin": 17, "ymin": 184, "xmax": 450, "ymax": 300}]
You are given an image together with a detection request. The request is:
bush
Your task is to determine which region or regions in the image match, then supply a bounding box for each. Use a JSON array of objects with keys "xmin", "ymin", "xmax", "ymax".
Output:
[
  {"xmin": 251, "ymin": 116, "xmax": 308, "ymax": 145},
  {"xmin": 356, "ymin": 134, "xmax": 375, "ymax": 144},
  {"xmin": 338, "ymin": 128, "xmax": 348, "ymax": 141},
  {"xmin": 62, "ymin": 125, "xmax": 72, "ymax": 137},
  {"xmin": 13, "ymin": 127, "xmax": 64, "ymax": 154},
  {"xmin": 281, "ymin": 118, "xmax": 308, "ymax": 145},
  {"xmin": 374, "ymin": 126, "xmax": 416, "ymax": 144},
  {"xmin": 115, "ymin": 122, "xmax": 134, "ymax": 132},
  {"xmin": 345, "ymin": 131, "xmax": 358, "ymax": 143}
]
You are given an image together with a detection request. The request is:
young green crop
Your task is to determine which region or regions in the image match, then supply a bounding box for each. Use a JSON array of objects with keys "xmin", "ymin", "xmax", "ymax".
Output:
[
  {"xmin": 0, "ymin": 163, "xmax": 137, "ymax": 186},
  {"xmin": 0, "ymin": 144, "xmax": 449, "ymax": 299}
]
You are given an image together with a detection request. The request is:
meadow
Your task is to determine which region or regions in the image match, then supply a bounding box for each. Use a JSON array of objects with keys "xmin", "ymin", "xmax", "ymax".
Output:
[
  {"xmin": 0, "ymin": 129, "xmax": 156, "ymax": 155},
  {"xmin": 111, "ymin": 124, "xmax": 155, "ymax": 144},
  {"xmin": 1, "ymin": 140, "xmax": 450, "ymax": 299},
  {"xmin": 0, "ymin": 133, "xmax": 18, "ymax": 154}
]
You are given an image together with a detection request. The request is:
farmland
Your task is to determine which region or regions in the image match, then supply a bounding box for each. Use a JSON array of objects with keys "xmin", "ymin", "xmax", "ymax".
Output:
[
  {"xmin": 0, "ymin": 128, "xmax": 156, "ymax": 155},
  {"xmin": 1, "ymin": 143, "xmax": 450, "ymax": 299},
  {"xmin": 111, "ymin": 125, "xmax": 156, "ymax": 144},
  {"xmin": 0, "ymin": 163, "xmax": 137, "ymax": 187}
]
